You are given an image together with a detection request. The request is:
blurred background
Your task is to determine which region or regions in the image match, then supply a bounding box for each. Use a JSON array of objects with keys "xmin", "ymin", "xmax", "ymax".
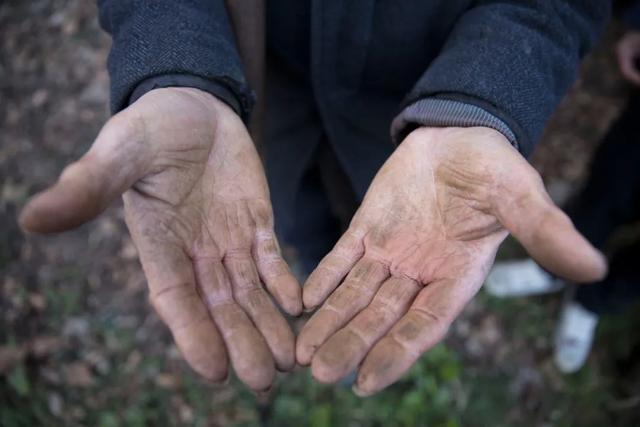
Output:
[{"xmin": 1, "ymin": 1, "xmax": 639, "ymax": 426}]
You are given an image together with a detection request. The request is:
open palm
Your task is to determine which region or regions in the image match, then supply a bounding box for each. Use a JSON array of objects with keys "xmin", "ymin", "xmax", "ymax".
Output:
[
  {"xmin": 20, "ymin": 88, "xmax": 301, "ymax": 390},
  {"xmin": 296, "ymin": 127, "xmax": 606, "ymax": 395}
]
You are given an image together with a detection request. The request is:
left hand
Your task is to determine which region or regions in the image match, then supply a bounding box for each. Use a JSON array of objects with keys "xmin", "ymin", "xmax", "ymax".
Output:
[{"xmin": 296, "ymin": 127, "xmax": 606, "ymax": 396}]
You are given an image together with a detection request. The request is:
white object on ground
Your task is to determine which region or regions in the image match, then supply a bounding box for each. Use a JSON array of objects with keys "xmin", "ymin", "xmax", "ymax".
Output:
[
  {"xmin": 485, "ymin": 259, "xmax": 565, "ymax": 298},
  {"xmin": 554, "ymin": 301, "xmax": 599, "ymax": 373}
]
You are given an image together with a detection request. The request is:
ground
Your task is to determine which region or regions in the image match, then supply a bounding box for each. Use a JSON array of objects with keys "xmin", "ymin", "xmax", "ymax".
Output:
[{"xmin": 1, "ymin": 1, "xmax": 639, "ymax": 426}]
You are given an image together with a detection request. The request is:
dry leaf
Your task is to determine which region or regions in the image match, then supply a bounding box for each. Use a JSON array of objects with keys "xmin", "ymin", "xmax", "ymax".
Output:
[
  {"xmin": 48, "ymin": 392, "xmax": 63, "ymax": 416},
  {"xmin": 0, "ymin": 345, "xmax": 26, "ymax": 374},
  {"xmin": 65, "ymin": 361, "xmax": 93, "ymax": 387},
  {"xmin": 155, "ymin": 373, "xmax": 178, "ymax": 389},
  {"xmin": 30, "ymin": 335, "xmax": 63, "ymax": 358},
  {"xmin": 28, "ymin": 292, "xmax": 47, "ymax": 311}
]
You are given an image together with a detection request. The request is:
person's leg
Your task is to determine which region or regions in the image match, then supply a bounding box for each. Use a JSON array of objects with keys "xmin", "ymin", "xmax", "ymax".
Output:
[
  {"xmin": 565, "ymin": 94, "xmax": 640, "ymax": 248},
  {"xmin": 555, "ymin": 240, "xmax": 640, "ymax": 373},
  {"xmin": 264, "ymin": 54, "xmax": 344, "ymax": 276},
  {"xmin": 280, "ymin": 146, "xmax": 344, "ymax": 275},
  {"xmin": 575, "ymin": 239, "xmax": 640, "ymax": 316},
  {"xmin": 555, "ymin": 94, "xmax": 640, "ymax": 372},
  {"xmin": 316, "ymin": 142, "xmax": 360, "ymax": 233},
  {"xmin": 571, "ymin": 94, "xmax": 640, "ymax": 312}
]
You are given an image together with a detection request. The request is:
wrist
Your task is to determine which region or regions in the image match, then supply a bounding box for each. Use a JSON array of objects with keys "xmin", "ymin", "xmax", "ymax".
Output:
[{"xmin": 128, "ymin": 74, "xmax": 246, "ymax": 122}]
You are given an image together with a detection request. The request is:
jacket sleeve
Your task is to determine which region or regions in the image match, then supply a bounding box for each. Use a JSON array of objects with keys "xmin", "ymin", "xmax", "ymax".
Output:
[
  {"xmin": 391, "ymin": 0, "xmax": 610, "ymax": 157},
  {"xmin": 97, "ymin": 0, "xmax": 254, "ymax": 122}
]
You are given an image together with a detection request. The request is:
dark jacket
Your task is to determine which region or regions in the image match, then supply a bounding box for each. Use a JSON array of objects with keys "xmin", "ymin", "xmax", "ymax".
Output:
[
  {"xmin": 97, "ymin": 0, "xmax": 609, "ymax": 196},
  {"xmin": 625, "ymin": 0, "xmax": 640, "ymax": 28}
]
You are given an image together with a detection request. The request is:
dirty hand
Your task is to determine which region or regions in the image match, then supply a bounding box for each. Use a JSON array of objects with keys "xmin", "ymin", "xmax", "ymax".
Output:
[
  {"xmin": 20, "ymin": 88, "xmax": 301, "ymax": 391},
  {"xmin": 616, "ymin": 30, "xmax": 640, "ymax": 86},
  {"xmin": 297, "ymin": 127, "xmax": 606, "ymax": 395}
]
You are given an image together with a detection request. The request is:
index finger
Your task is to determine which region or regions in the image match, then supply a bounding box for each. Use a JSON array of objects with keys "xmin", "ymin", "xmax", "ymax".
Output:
[{"xmin": 303, "ymin": 229, "xmax": 364, "ymax": 310}]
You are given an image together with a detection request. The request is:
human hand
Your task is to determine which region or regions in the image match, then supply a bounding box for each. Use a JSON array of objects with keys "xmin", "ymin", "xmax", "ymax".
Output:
[
  {"xmin": 20, "ymin": 88, "xmax": 301, "ymax": 390},
  {"xmin": 616, "ymin": 30, "xmax": 640, "ymax": 86},
  {"xmin": 296, "ymin": 127, "xmax": 606, "ymax": 395}
]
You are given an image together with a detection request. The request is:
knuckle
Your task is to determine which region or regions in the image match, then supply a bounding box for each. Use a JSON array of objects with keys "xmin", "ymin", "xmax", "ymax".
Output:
[
  {"xmin": 235, "ymin": 286, "xmax": 270, "ymax": 311},
  {"xmin": 149, "ymin": 282, "xmax": 192, "ymax": 310},
  {"xmin": 148, "ymin": 283, "xmax": 205, "ymax": 329},
  {"xmin": 251, "ymin": 201, "xmax": 274, "ymax": 228},
  {"xmin": 256, "ymin": 233, "xmax": 280, "ymax": 256},
  {"xmin": 412, "ymin": 306, "xmax": 445, "ymax": 328}
]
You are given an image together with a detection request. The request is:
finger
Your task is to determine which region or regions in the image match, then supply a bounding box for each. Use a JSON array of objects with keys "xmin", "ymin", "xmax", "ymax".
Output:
[
  {"xmin": 254, "ymin": 230, "xmax": 302, "ymax": 316},
  {"xmin": 302, "ymin": 229, "xmax": 365, "ymax": 310},
  {"xmin": 134, "ymin": 239, "xmax": 228, "ymax": 382},
  {"xmin": 495, "ymin": 173, "xmax": 607, "ymax": 283},
  {"xmin": 19, "ymin": 114, "xmax": 152, "ymax": 233},
  {"xmin": 225, "ymin": 253, "xmax": 295, "ymax": 371},
  {"xmin": 311, "ymin": 276, "xmax": 421, "ymax": 384},
  {"xmin": 355, "ymin": 277, "xmax": 473, "ymax": 396},
  {"xmin": 296, "ymin": 257, "xmax": 389, "ymax": 366},
  {"xmin": 195, "ymin": 258, "xmax": 275, "ymax": 391}
]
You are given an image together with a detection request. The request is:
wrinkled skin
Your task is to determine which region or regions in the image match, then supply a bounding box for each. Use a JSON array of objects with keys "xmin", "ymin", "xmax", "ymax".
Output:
[
  {"xmin": 617, "ymin": 30, "xmax": 640, "ymax": 86},
  {"xmin": 21, "ymin": 85, "xmax": 607, "ymax": 397},
  {"xmin": 20, "ymin": 88, "xmax": 301, "ymax": 391},
  {"xmin": 297, "ymin": 127, "xmax": 607, "ymax": 396}
]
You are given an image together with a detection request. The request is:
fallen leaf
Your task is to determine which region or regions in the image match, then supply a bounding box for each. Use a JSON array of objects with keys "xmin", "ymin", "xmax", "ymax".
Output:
[
  {"xmin": 0, "ymin": 345, "xmax": 26, "ymax": 374},
  {"xmin": 155, "ymin": 373, "xmax": 178, "ymax": 389},
  {"xmin": 84, "ymin": 349, "xmax": 110, "ymax": 374},
  {"xmin": 48, "ymin": 392, "xmax": 64, "ymax": 416},
  {"xmin": 65, "ymin": 361, "xmax": 93, "ymax": 387},
  {"xmin": 30, "ymin": 335, "xmax": 63, "ymax": 358},
  {"xmin": 39, "ymin": 366, "xmax": 62, "ymax": 385},
  {"xmin": 124, "ymin": 350, "xmax": 141, "ymax": 373},
  {"xmin": 28, "ymin": 292, "xmax": 47, "ymax": 311},
  {"xmin": 119, "ymin": 237, "xmax": 138, "ymax": 260},
  {"xmin": 62, "ymin": 317, "xmax": 90, "ymax": 339},
  {"xmin": 179, "ymin": 403, "xmax": 194, "ymax": 424}
]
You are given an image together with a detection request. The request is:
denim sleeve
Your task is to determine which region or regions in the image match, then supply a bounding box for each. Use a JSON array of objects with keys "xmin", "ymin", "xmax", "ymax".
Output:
[{"xmin": 392, "ymin": 0, "xmax": 610, "ymax": 157}]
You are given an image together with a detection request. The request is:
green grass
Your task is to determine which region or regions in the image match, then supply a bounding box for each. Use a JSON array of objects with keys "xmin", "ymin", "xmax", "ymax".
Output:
[{"xmin": 1, "ymin": 272, "xmax": 639, "ymax": 426}]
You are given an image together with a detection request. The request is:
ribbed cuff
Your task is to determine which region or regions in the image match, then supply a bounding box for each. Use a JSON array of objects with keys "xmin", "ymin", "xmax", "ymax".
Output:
[
  {"xmin": 391, "ymin": 98, "xmax": 518, "ymax": 150},
  {"xmin": 128, "ymin": 74, "xmax": 247, "ymax": 123}
]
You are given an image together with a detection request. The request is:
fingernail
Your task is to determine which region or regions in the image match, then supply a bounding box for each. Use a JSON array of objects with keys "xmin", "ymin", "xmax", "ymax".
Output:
[
  {"xmin": 352, "ymin": 383, "xmax": 372, "ymax": 398},
  {"xmin": 287, "ymin": 304, "xmax": 304, "ymax": 318},
  {"xmin": 212, "ymin": 373, "xmax": 230, "ymax": 386}
]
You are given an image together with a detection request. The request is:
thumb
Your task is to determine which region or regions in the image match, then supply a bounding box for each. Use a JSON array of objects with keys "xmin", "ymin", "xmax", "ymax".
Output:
[
  {"xmin": 494, "ymin": 173, "xmax": 607, "ymax": 283},
  {"xmin": 19, "ymin": 115, "xmax": 152, "ymax": 234}
]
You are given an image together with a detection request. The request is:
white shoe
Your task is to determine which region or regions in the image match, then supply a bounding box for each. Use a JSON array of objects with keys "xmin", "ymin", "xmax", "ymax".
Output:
[
  {"xmin": 554, "ymin": 301, "xmax": 599, "ymax": 373},
  {"xmin": 485, "ymin": 259, "xmax": 565, "ymax": 298}
]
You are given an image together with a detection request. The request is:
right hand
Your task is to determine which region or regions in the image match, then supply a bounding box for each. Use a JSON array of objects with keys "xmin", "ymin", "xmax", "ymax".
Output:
[
  {"xmin": 19, "ymin": 87, "xmax": 302, "ymax": 391},
  {"xmin": 295, "ymin": 127, "xmax": 606, "ymax": 395},
  {"xmin": 616, "ymin": 30, "xmax": 640, "ymax": 86}
]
